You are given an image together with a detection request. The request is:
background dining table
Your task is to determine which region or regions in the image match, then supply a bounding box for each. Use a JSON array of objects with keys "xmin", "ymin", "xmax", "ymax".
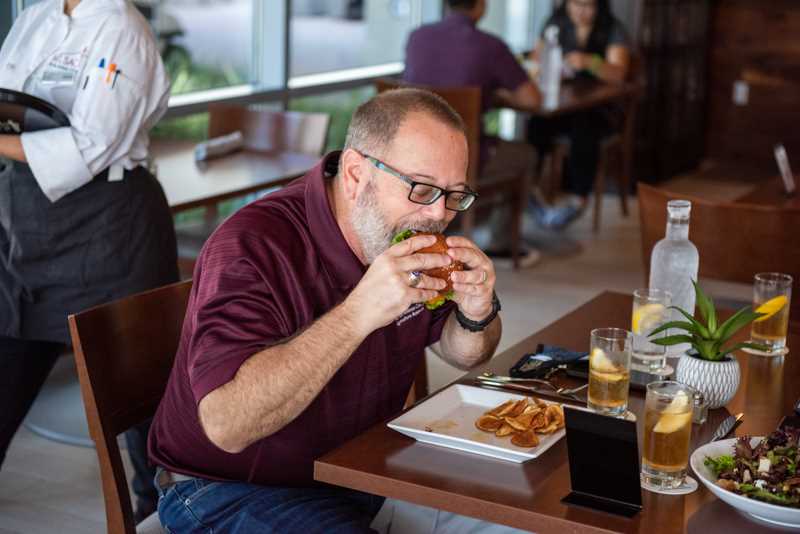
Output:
[{"xmin": 315, "ymin": 291, "xmax": 800, "ymax": 533}]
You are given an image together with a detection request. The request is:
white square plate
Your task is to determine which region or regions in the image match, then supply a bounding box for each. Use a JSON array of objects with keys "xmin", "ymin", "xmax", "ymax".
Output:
[{"xmin": 387, "ymin": 384, "xmax": 566, "ymax": 463}]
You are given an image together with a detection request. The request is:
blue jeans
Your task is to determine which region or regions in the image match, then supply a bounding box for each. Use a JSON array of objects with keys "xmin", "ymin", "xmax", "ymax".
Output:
[{"xmin": 156, "ymin": 472, "xmax": 384, "ymax": 533}]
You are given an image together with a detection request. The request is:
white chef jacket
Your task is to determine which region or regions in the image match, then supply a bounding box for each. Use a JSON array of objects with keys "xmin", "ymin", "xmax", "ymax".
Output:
[{"xmin": 0, "ymin": 0, "xmax": 171, "ymax": 202}]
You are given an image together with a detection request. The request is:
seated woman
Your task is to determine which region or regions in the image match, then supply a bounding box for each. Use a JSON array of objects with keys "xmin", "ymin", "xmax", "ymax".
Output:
[{"xmin": 529, "ymin": 0, "xmax": 630, "ymax": 230}]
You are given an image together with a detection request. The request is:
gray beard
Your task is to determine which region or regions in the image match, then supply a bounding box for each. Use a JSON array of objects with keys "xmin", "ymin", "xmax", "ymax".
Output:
[{"xmin": 351, "ymin": 181, "xmax": 447, "ymax": 264}]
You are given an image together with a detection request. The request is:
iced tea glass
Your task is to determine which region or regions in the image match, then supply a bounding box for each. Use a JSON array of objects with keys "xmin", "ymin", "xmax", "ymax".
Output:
[
  {"xmin": 587, "ymin": 328, "xmax": 632, "ymax": 417},
  {"xmin": 751, "ymin": 273, "xmax": 792, "ymax": 353},
  {"xmin": 641, "ymin": 381, "xmax": 694, "ymax": 490},
  {"xmin": 631, "ymin": 288, "xmax": 672, "ymax": 374}
]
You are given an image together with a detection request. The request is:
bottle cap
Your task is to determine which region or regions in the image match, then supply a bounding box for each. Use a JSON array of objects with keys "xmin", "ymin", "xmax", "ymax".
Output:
[{"xmin": 667, "ymin": 199, "xmax": 691, "ymax": 220}]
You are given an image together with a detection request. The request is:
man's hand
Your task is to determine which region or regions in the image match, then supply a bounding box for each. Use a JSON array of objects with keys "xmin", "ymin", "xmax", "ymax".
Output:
[
  {"xmin": 346, "ymin": 234, "xmax": 452, "ymax": 334},
  {"xmin": 445, "ymin": 236, "xmax": 496, "ymax": 322}
]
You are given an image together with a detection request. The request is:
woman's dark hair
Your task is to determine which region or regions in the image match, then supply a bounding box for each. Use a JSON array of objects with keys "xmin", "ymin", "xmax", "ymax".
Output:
[{"xmin": 552, "ymin": 0, "xmax": 616, "ymax": 54}]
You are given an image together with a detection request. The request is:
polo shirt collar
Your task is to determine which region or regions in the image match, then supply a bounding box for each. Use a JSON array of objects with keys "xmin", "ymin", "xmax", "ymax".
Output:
[
  {"xmin": 305, "ymin": 151, "xmax": 366, "ymax": 289},
  {"xmin": 446, "ymin": 12, "xmax": 477, "ymax": 27},
  {"xmin": 58, "ymin": 0, "xmax": 123, "ymax": 18}
]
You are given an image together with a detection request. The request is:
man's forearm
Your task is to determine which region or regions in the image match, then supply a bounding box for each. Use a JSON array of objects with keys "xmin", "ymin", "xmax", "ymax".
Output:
[
  {"xmin": 199, "ymin": 299, "xmax": 368, "ymax": 453},
  {"xmin": 438, "ymin": 312, "xmax": 501, "ymax": 370},
  {"xmin": 0, "ymin": 135, "xmax": 26, "ymax": 163}
]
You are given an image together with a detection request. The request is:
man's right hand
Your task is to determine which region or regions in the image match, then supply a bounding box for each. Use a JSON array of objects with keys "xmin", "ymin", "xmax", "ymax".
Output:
[{"xmin": 346, "ymin": 234, "xmax": 452, "ymax": 334}]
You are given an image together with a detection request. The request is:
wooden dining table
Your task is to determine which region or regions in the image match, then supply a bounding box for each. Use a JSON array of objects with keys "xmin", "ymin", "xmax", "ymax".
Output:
[
  {"xmin": 314, "ymin": 291, "xmax": 800, "ymax": 533},
  {"xmin": 151, "ymin": 140, "xmax": 319, "ymax": 213}
]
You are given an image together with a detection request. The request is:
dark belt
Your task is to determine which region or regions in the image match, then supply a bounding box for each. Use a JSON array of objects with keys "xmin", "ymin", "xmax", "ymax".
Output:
[{"xmin": 155, "ymin": 468, "xmax": 197, "ymax": 491}]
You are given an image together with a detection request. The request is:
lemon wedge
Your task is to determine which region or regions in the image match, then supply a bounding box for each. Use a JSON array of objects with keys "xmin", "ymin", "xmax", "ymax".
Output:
[
  {"xmin": 653, "ymin": 412, "xmax": 692, "ymax": 433},
  {"xmin": 590, "ymin": 348, "xmax": 619, "ymax": 373},
  {"xmin": 653, "ymin": 390, "xmax": 691, "ymax": 433},
  {"xmin": 754, "ymin": 296, "xmax": 788, "ymax": 322},
  {"xmin": 632, "ymin": 303, "xmax": 666, "ymax": 335}
]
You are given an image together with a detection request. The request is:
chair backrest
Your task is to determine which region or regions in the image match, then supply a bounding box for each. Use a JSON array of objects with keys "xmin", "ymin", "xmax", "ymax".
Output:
[
  {"xmin": 69, "ymin": 280, "xmax": 193, "ymax": 534},
  {"xmin": 638, "ymin": 183, "xmax": 800, "ymax": 316},
  {"xmin": 208, "ymin": 104, "xmax": 330, "ymax": 156},
  {"xmin": 374, "ymin": 78, "xmax": 482, "ymax": 190}
]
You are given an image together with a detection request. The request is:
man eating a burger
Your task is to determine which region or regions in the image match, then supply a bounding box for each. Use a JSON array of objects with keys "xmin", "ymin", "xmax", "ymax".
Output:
[{"xmin": 149, "ymin": 88, "xmax": 502, "ymax": 533}]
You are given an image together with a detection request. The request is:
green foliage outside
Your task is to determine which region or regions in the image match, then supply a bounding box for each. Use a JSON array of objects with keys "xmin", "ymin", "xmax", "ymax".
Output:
[{"xmin": 289, "ymin": 86, "xmax": 375, "ymax": 152}]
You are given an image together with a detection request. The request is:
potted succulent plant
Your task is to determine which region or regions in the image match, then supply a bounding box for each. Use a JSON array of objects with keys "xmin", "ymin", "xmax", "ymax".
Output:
[{"xmin": 647, "ymin": 281, "xmax": 768, "ymax": 408}]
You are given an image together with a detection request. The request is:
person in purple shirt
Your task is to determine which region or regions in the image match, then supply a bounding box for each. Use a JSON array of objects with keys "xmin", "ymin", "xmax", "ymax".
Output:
[
  {"xmin": 404, "ymin": 0, "xmax": 542, "ymax": 263},
  {"xmin": 148, "ymin": 88, "xmax": 503, "ymax": 532}
]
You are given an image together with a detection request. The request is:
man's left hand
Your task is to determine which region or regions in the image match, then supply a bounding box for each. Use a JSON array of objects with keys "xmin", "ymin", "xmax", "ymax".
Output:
[{"xmin": 445, "ymin": 236, "xmax": 496, "ymax": 322}]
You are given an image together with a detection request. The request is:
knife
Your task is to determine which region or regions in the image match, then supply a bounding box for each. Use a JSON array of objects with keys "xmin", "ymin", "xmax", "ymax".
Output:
[
  {"xmin": 710, "ymin": 412, "xmax": 744, "ymax": 442},
  {"xmin": 473, "ymin": 378, "xmax": 582, "ymax": 402}
]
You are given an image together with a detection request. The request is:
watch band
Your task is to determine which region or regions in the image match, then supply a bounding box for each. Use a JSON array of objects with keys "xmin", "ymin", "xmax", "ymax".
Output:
[{"xmin": 455, "ymin": 291, "xmax": 501, "ymax": 332}]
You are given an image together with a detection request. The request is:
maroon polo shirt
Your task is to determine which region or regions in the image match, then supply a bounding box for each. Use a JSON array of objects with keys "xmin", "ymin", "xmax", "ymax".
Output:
[
  {"xmin": 149, "ymin": 152, "xmax": 454, "ymax": 486},
  {"xmin": 403, "ymin": 13, "xmax": 530, "ymax": 166}
]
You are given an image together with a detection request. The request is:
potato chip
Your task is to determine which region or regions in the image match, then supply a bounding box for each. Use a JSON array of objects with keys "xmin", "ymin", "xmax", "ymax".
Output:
[
  {"xmin": 545, "ymin": 404, "xmax": 565, "ymax": 428},
  {"xmin": 536, "ymin": 421, "xmax": 560, "ymax": 435},
  {"xmin": 529, "ymin": 412, "xmax": 547, "ymax": 431},
  {"xmin": 495, "ymin": 422, "xmax": 515, "ymax": 437},
  {"xmin": 506, "ymin": 399, "xmax": 528, "ymax": 418},
  {"xmin": 475, "ymin": 415, "xmax": 503, "ymax": 432},
  {"xmin": 511, "ymin": 428, "xmax": 540, "ymax": 448},
  {"xmin": 506, "ymin": 411, "xmax": 535, "ymax": 431},
  {"xmin": 487, "ymin": 400, "xmax": 515, "ymax": 417}
]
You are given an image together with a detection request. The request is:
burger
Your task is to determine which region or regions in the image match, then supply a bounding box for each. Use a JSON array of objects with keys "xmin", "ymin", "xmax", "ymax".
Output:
[{"xmin": 392, "ymin": 229, "xmax": 464, "ymax": 309}]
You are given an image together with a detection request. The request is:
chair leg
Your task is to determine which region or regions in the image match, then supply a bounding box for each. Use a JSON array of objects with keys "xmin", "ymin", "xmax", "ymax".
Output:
[
  {"xmin": 510, "ymin": 192, "xmax": 522, "ymax": 270},
  {"xmin": 618, "ymin": 147, "xmax": 630, "ymax": 217},
  {"xmin": 593, "ymin": 150, "xmax": 609, "ymax": 233}
]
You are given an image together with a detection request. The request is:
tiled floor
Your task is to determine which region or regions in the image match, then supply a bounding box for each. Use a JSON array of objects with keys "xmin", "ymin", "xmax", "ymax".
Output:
[{"xmin": 0, "ymin": 192, "xmax": 751, "ymax": 533}]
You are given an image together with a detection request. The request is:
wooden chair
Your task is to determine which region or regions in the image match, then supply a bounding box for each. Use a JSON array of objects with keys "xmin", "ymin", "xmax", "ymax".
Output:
[
  {"xmin": 69, "ymin": 281, "xmax": 193, "ymax": 534},
  {"xmin": 375, "ymin": 78, "xmax": 530, "ymax": 269},
  {"xmin": 176, "ymin": 105, "xmax": 330, "ymax": 277},
  {"xmin": 638, "ymin": 183, "xmax": 800, "ymax": 318},
  {"xmin": 545, "ymin": 53, "xmax": 644, "ymax": 232}
]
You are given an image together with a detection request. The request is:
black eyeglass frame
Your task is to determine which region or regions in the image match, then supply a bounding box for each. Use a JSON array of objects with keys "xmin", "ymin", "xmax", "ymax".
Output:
[{"xmin": 361, "ymin": 153, "xmax": 478, "ymax": 212}]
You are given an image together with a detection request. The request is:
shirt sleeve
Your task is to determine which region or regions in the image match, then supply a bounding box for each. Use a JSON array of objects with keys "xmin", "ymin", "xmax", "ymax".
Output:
[
  {"xmin": 426, "ymin": 300, "xmax": 456, "ymax": 346},
  {"xmin": 21, "ymin": 26, "xmax": 169, "ymax": 202},
  {"xmin": 186, "ymin": 232, "xmax": 296, "ymax": 406},
  {"xmin": 607, "ymin": 19, "xmax": 630, "ymax": 48},
  {"xmin": 490, "ymin": 40, "xmax": 529, "ymax": 93}
]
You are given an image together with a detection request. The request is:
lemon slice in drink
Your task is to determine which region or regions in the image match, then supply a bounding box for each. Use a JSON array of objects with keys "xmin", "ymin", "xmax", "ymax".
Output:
[
  {"xmin": 653, "ymin": 390, "xmax": 691, "ymax": 433},
  {"xmin": 590, "ymin": 348, "xmax": 618, "ymax": 373},
  {"xmin": 754, "ymin": 296, "xmax": 788, "ymax": 322},
  {"xmin": 632, "ymin": 303, "xmax": 666, "ymax": 335}
]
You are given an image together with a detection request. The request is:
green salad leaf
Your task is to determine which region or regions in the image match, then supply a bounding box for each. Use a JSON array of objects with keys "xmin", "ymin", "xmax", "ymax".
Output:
[
  {"xmin": 705, "ymin": 454, "xmax": 735, "ymax": 476},
  {"xmin": 391, "ymin": 229, "xmax": 415, "ymax": 244}
]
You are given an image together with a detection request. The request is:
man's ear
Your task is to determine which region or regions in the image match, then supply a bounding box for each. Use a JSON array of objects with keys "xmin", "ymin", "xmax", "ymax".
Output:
[{"xmin": 339, "ymin": 148, "xmax": 366, "ymax": 200}]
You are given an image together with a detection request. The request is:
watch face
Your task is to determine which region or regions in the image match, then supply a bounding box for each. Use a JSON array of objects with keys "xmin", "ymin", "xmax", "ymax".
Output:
[{"xmin": 0, "ymin": 89, "xmax": 70, "ymax": 133}]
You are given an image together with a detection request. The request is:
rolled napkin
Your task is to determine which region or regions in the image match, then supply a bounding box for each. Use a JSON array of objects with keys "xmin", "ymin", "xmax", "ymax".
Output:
[{"xmin": 194, "ymin": 130, "xmax": 244, "ymax": 162}]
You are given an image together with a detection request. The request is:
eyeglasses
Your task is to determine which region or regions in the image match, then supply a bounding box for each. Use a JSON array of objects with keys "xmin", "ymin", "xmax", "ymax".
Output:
[{"xmin": 361, "ymin": 154, "xmax": 477, "ymax": 212}]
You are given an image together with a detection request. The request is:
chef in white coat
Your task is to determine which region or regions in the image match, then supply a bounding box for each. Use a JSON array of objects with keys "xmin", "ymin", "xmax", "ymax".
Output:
[{"xmin": 0, "ymin": 0, "xmax": 178, "ymax": 523}]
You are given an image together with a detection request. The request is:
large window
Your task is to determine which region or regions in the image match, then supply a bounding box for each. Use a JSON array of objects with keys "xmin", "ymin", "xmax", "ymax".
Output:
[
  {"xmin": 290, "ymin": 0, "xmax": 441, "ymax": 79},
  {"xmin": 136, "ymin": 0, "xmax": 254, "ymax": 94}
]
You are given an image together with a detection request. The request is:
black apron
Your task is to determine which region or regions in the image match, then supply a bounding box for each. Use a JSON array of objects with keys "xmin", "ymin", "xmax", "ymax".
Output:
[{"xmin": 0, "ymin": 161, "xmax": 178, "ymax": 343}]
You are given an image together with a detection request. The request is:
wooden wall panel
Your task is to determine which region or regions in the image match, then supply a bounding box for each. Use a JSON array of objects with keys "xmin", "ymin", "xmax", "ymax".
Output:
[{"xmin": 706, "ymin": 0, "xmax": 800, "ymax": 168}]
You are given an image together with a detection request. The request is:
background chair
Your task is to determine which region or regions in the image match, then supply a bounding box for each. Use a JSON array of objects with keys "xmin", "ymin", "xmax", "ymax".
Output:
[
  {"xmin": 69, "ymin": 280, "xmax": 193, "ymax": 534},
  {"xmin": 176, "ymin": 105, "xmax": 330, "ymax": 277},
  {"xmin": 375, "ymin": 78, "xmax": 530, "ymax": 269},
  {"xmin": 541, "ymin": 52, "xmax": 644, "ymax": 232},
  {"xmin": 638, "ymin": 183, "xmax": 800, "ymax": 318}
]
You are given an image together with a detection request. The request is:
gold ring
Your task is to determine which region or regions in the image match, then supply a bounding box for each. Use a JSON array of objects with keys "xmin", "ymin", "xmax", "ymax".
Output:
[
  {"xmin": 408, "ymin": 271, "xmax": 422, "ymax": 288},
  {"xmin": 480, "ymin": 270, "xmax": 488, "ymax": 284}
]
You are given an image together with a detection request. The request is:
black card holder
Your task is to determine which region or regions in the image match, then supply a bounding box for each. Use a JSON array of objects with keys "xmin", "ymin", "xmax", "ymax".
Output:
[{"xmin": 561, "ymin": 406, "xmax": 642, "ymax": 517}]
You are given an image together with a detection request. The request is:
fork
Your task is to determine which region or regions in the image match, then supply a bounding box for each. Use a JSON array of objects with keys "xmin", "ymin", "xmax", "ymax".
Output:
[{"xmin": 477, "ymin": 371, "xmax": 558, "ymax": 390}]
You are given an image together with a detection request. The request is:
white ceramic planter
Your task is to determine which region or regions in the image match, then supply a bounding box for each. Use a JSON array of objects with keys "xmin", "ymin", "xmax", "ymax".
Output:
[{"xmin": 674, "ymin": 352, "xmax": 740, "ymax": 409}]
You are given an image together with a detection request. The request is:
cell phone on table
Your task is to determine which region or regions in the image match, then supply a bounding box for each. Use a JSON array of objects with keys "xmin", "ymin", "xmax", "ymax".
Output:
[{"xmin": 565, "ymin": 359, "xmax": 669, "ymax": 391}]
